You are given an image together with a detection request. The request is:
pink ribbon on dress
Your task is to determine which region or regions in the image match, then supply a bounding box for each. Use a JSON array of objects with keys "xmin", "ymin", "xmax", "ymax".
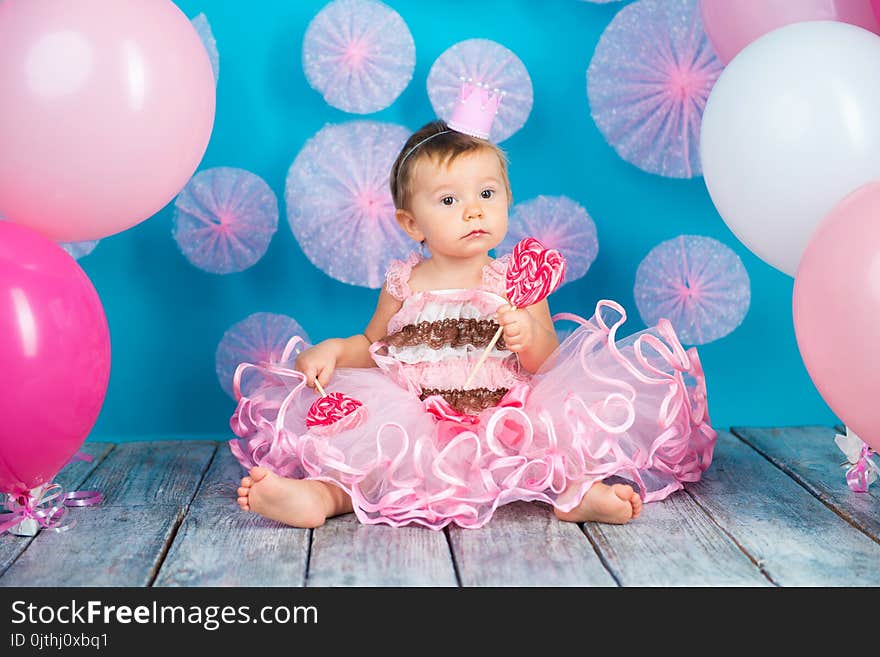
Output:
[
  {"xmin": 422, "ymin": 380, "xmax": 532, "ymax": 425},
  {"xmin": 0, "ymin": 484, "xmax": 102, "ymax": 535}
]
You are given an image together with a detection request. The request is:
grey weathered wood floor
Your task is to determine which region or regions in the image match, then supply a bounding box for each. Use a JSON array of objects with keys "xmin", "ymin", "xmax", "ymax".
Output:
[{"xmin": 1, "ymin": 425, "xmax": 878, "ymax": 587}]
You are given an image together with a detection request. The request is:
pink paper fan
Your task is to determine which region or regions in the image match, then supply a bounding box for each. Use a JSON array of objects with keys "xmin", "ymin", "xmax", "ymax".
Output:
[
  {"xmin": 427, "ymin": 39, "xmax": 533, "ymax": 143},
  {"xmin": 61, "ymin": 240, "xmax": 99, "ymax": 260},
  {"xmin": 216, "ymin": 312, "xmax": 311, "ymax": 399},
  {"xmin": 497, "ymin": 195, "xmax": 598, "ymax": 287},
  {"xmin": 173, "ymin": 167, "xmax": 279, "ymax": 275},
  {"xmin": 285, "ymin": 121, "xmax": 412, "ymax": 288},
  {"xmin": 634, "ymin": 235, "xmax": 750, "ymax": 345},
  {"xmin": 191, "ymin": 13, "xmax": 219, "ymax": 85},
  {"xmin": 587, "ymin": 0, "xmax": 723, "ymax": 178},
  {"xmin": 303, "ymin": 0, "xmax": 415, "ymax": 114}
]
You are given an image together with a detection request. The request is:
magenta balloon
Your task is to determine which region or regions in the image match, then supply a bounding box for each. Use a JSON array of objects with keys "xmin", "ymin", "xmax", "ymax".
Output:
[
  {"xmin": 792, "ymin": 181, "xmax": 880, "ymax": 452},
  {"xmin": 700, "ymin": 0, "xmax": 880, "ymax": 64},
  {"xmin": 0, "ymin": 0, "xmax": 215, "ymax": 242},
  {"xmin": 0, "ymin": 222, "xmax": 111, "ymax": 494}
]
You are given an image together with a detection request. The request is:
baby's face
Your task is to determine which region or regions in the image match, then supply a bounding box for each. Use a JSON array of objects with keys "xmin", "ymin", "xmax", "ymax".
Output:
[{"xmin": 407, "ymin": 148, "xmax": 508, "ymax": 259}]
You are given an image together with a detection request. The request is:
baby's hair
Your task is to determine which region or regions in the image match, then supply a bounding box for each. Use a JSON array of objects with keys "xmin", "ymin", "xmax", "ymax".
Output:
[{"xmin": 389, "ymin": 120, "xmax": 512, "ymax": 211}]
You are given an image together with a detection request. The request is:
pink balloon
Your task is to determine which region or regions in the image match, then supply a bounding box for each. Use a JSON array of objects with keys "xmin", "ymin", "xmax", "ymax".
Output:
[
  {"xmin": 0, "ymin": 0, "xmax": 215, "ymax": 242},
  {"xmin": 793, "ymin": 180, "xmax": 880, "ymax": 452},
  {"xmin": 700, "ymin": 0, "xmax": 880, "ymax": 64},
  {"xmin": 0, "ymin": 222, "xmax": 111, "ymax": 494}
]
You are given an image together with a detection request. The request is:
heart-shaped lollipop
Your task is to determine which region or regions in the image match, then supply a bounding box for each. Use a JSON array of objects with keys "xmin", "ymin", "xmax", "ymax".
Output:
[
  {"xmin": 306, "ymin": 380, "xmax": 368, "ymax": 436},
  {"xmin": 463, "ymin": 237, "xmax": 566, "ymax": 390},
  {"xmin": 505, "ymin": 237, "xmax": 567, "ymax": 307}
]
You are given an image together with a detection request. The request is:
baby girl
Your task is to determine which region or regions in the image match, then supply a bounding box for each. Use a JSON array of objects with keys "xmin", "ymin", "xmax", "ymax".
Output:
[{"xmin": 231, "ymin": 120, "xmax": 715, "ymax": 530}]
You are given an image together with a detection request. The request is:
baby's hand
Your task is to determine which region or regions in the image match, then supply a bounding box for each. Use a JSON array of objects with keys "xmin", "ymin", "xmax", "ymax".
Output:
[
  {"xmin": 294, "ymin": 339, "xmax": 342, "ymax": 389},
  {"xmin": 495, "ymin": 304, "xmax": 536, "ymax": 353}
]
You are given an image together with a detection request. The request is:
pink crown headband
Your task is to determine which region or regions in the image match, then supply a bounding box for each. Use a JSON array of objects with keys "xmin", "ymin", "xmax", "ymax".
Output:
[
  {"xmin": 448, "ymin": 77, "xmax": 504, "ymax": 140},
  {"xmin": 398, "ymin": 78, "xmax": 505, "ymax": 167}
]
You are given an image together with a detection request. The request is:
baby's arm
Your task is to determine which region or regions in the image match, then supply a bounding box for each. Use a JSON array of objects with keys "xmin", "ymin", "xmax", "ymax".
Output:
[
  {"xmin": 337, "ymin": 283, "xmax": 403, "ymax": 367},
  {"xmin": 297, "ymin": 284, "xmax": 402, "ymax": 388}
]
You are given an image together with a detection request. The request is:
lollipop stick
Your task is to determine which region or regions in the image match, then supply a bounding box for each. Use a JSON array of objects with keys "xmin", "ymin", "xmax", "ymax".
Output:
[
  {"xmin": 463, "ymin": 307, "xmax": 515, "ymax": 389},
  {"xmin": 313, "ymin": 378, "xmax": 327, "ymax": 397}
]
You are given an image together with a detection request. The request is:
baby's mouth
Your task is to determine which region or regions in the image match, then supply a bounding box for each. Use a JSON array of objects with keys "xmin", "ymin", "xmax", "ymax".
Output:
[{"xmin": 462, "ymin": 229, "xmax": 488, "ymax": 238}]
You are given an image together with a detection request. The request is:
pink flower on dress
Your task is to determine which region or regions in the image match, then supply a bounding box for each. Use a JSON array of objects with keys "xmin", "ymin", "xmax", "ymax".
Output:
[{"xmin": 506, "ymin": 237, "xmax": 567, "ymax": 307}]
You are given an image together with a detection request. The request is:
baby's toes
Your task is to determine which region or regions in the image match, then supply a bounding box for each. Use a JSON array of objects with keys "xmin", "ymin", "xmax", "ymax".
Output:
[
  {"xmin": 237, "ymin": 495, "xmax": 250, "ymax": 511},
  {"xmin": 240, "ymin": 476, "xmax": 252, "ymax": 488},
  {"xmin": 611, "ymin": 484, "xmax": 634, "ymax": 502},
  {"xmin": 237, "ymin": 486, "xmax": 249, "ymax": 498},
  {"xmin": 632, "ymin": 493, "xmax": 643, "ymax": 518},
  {"xmin": 249, "ymin": 466, "xmax": 271, "ymax": 482}
]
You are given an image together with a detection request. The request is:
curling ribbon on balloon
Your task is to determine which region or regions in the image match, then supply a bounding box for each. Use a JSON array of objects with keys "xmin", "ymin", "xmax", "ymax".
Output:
[
  {"xmin": 835, "ymin": 428, "xmax": 879, "ymax": 493},
  {"xmin": 463, "ymin": 237, "xmax": 566, "ymax": 390},
  {"xmin": 0, "ymin": 484, "xmax": 102, "ymax": 535}
]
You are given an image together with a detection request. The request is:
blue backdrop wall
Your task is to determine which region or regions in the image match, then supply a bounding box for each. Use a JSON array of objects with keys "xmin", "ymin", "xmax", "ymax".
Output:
[{"xmin": 82, "ymin": 0, "xmax": 838, "ymax": 441}]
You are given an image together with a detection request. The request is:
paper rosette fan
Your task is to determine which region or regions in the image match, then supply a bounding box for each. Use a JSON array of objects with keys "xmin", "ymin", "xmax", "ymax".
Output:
[
  {"xmin": 634, "ymin": 235, "xmax": 750, "ymax": 345},
  {"xmin": 286, "ymin": 121, "xmax": 411, "ymax": 288},
  {"xmin": 497, "ymin": 195, "xmax": 597, "ymax": 287},
  {"xmin": 172, "ymin": 167, "xmax": 279, "ymax": 275},
  {"xmin": 427, "ymin": 39, "xmax": 533, "ymax": 143},
  {"xmin": 61, "ymin": 240, "xmax": 99, "ymax": 260},
  {"xmin": 302, "ymin": 0, "xmax": 415, "ymax": 114},
  {"xmin": 191, "ymin": 13, "xmax": 219, "ymax": 85},
  {"xmin": 216, "ymin": 312, "xmax": 311, "ymax": 399},
  {"xmin": 587, "ymin": 0, "xmax": 723, "ymax": 178}
]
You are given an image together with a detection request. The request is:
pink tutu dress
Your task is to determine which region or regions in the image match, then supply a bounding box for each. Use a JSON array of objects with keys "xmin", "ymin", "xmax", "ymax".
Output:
[{"xmin": 229, "ymin": 252, "xmax": 716, "ymax": 530}]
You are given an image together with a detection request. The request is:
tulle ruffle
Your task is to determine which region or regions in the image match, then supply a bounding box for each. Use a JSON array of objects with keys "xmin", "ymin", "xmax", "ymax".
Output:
[
  {"xmin": 385, "ymin": 252, "xmax": 421, "ymax": 301},
  {"xmin": 480, "ymin": 253, "xmax": 511, "ymax": 297},
  {"xmin": 228, "ymin": 300, "xmax": 716, "ymax": 530},
  {"xmin": 397, "ymin": 355, "xmax": 522, "ymax": 391},
  {"xmin": 386, "ymin": 289, "xmax": 507, "ymax": 335},
  {"xmin": 384, "ymin": 251, "xmax": 510, "ymax": 304}
]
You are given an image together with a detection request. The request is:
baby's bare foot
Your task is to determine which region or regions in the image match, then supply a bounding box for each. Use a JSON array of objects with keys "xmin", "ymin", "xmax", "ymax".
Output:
[
  {"xmin": 554, "ymin": 482, "xmax": 642, "ymax": 524},
  {"xmin": 237, "ymin": 467, "xmax": 345, "ymax": 528}
]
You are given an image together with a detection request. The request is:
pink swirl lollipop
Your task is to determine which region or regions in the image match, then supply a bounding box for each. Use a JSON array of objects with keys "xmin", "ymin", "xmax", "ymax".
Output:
[
  {"xmin": 306, "ymin": 380, "xmax": 368, "ymax": 436},
  {"xmin": 464, "ymin": 237, "xmax": 567, "ymax": 389},
  {"xmin": 505, "ymin": 237, "xmax": 567, "ymax": 308}
]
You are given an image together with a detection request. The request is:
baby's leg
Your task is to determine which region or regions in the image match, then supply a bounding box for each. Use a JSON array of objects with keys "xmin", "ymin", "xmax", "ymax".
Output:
[
  {"xmin": 237, "ymin": 467, "xmax": 353, "ymax": 528},
  {"xmin": 553, "ymin": 481, "xmax": 642, "ymax": 524}
]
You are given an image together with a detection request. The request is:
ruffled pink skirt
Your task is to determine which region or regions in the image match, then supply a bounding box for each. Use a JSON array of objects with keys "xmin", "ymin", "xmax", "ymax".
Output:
[{"xmin": 229, "ymin": 300, "xmax": 716, "ymax": 530}]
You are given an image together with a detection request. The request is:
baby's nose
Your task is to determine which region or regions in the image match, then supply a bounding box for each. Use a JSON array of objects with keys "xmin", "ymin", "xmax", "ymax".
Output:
[{"xmin": 464, "ymin": 203, "xmax": 484, "ymax": 220}]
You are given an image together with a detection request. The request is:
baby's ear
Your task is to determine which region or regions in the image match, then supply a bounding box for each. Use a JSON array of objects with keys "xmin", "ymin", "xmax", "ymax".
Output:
[{"xmin": 395, "ymin": 208, "xmax": 424, "ymax": 242}]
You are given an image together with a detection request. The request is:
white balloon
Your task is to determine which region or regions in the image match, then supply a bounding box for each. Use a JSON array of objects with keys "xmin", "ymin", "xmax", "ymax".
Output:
[{"xmin": 700, "ymin": 21, "xmax": 880, "ymax": 277}]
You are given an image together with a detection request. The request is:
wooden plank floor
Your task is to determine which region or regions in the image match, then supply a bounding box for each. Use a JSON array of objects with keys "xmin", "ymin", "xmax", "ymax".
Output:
[{"xmin": 1, "ymin": 425, "xmax": 878, "ymax": 587}]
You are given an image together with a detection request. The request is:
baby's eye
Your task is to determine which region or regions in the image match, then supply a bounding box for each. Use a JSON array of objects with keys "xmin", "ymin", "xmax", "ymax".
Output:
[
  {"xmin": 441, "ymin": 196, "xmax": 455, "ymax": 206},
  {"xmin": 481, "ymin": 189, "xmax": 495, "ymax": 199}
]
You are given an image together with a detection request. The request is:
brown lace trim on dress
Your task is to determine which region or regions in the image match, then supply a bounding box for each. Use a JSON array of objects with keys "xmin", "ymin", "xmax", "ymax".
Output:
[
  {"xmin": 382, "ymin": 318, "xmax": 506, "ymax": 351},
  {"xmin": 419, "ymin": 387, "xmax": 510, "ymax": 415}
]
